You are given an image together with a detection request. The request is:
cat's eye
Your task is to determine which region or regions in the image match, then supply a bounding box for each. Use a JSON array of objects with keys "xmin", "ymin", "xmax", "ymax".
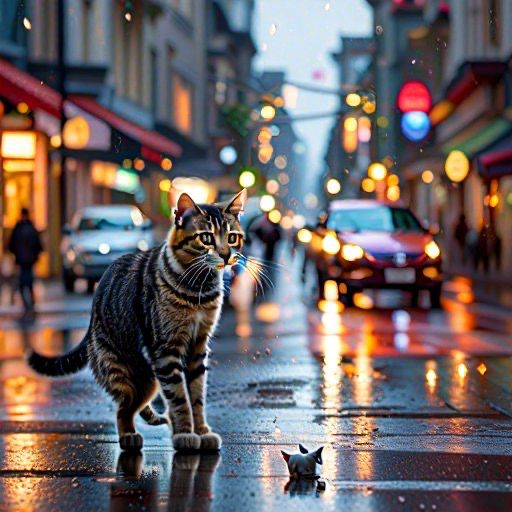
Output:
[
  {"xmin": 227, "ymin": 233, "xmax": 240, "ymax": 245},
  {"xmin": 199, "ymin": 232, "xmax": 215, "ymax": 245}
]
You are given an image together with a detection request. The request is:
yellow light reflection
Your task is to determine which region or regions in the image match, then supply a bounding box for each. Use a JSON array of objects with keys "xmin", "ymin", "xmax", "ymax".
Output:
[
  {"xmin": 457, "ymin": 362, "xmax": 468, "ymax": 379},
  {"xmin": 318, "ymin": 300, "xmax": 344, "ymax": 314},
  {"xmin": 477, "ymin": 363, "xmax": 487, "ymax": 376},
  {"xmin": 324, "ymin": 280, "xmax": 339, "ymax": 301},
  {"xmin": 353, "ymin": 292, "xmax": 373, "ymax": 310}
]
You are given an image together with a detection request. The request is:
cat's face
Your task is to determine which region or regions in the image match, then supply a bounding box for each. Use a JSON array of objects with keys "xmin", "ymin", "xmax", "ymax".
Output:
[{"xmin": 169, "ymin": 190, "xmax": 246, "ymax": 270}]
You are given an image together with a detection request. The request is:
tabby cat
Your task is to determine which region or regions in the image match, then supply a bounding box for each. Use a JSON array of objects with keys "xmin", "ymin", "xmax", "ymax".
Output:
[{"xmin": 28, "ymin": 190, "xmax": 246, "ymax": 452}]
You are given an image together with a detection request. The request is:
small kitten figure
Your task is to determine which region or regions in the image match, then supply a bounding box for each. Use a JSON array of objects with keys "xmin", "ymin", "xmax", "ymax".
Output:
[
  {"xmin": 28, "ymin": 190, "xmax": 246, "ymax": 452},
  {"xmin": 281, "ymin": 444, "xmax": 324, "ymax": 479}
]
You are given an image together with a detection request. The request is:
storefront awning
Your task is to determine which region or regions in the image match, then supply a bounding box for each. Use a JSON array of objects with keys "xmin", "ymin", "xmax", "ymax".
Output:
[
  {"xmin": 0, "ymin": 59, "xmax": 184, "ymax": 164},
  {"xmin": 476, "ymin": 134, "xmax": 512, "ymax": 179},
  {"xmin": 70, "ymin": 95, "xmax": 183, "ymax": 161},
  {"xmin": 0, "ymin": 57, "xmax": 62, "ymax": 117},
  {"xmin": 441, "ymin": 118, "xmax": 512, "ymax": 157}
]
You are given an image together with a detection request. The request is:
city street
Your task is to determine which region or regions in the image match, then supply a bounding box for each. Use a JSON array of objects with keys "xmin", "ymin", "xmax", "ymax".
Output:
[{"xmin": 1, "ymin": 262, "xmax": 512, "ymax": 511}]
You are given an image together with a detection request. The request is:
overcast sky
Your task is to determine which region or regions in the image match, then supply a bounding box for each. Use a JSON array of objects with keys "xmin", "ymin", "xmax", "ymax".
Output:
[{"xmin": 253, "ymin": 0, "xmax": 373, "ymax": 178}]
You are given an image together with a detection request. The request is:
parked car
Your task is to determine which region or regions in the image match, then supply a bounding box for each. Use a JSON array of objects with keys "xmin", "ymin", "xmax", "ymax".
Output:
[
  {"xmin": 61, "ymin": 205, "xmax": 154, "ymax": 292},
  {"xmin": 299, "ymin": 200, "xmax": 443, "ymax": 308}
]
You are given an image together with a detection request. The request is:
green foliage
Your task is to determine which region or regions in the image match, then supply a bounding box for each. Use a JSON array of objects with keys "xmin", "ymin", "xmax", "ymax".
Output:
[{"xmin": 221, "ymin": 104, "xmax": 251, "ymax": 137}]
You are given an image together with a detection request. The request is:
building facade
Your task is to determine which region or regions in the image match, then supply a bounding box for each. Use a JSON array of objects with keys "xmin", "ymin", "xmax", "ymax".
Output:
[{"xmin": 0, "ymin": 0, "xmax": 257, "ymax": 276}]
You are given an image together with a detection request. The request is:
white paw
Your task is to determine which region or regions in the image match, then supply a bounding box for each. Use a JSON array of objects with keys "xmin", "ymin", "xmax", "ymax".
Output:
[
  {"xmin": 173, "ymin": 432, "xmax": 201, "ymax": 451},
  {"xmin": 200, "ymin": 432, "xmax": 222, "ymax": 451}
]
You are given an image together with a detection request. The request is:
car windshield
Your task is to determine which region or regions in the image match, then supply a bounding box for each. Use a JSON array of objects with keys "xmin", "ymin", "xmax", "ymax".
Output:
[
  {"xmin": 327, "ymin": 207, "xmax": 424, "ymax": 233},
  {"xmin": 77, "ymin": 215, "xmax": 136, "ymax": 231}
]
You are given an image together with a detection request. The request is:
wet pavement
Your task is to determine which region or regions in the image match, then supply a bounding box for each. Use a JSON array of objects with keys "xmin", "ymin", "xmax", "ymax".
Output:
[{"xmin": 1, "ymin": 263, "xmax": 512, "ymax": 511}]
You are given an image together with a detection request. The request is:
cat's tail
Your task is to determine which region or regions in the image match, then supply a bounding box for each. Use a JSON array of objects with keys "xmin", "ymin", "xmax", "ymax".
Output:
[{"xmin": 27, "ymin": 329, "xmax": 91, "ymax": 377}]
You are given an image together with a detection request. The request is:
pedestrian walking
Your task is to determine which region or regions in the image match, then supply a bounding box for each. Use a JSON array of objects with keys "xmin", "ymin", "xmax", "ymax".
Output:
[
  {"xmin": 454, "ymin": 214, "xmax": 468, "ymax": 265},
  {"xmin": 8, "ymin": 208, "xmax": 43, "ymax": 315}
]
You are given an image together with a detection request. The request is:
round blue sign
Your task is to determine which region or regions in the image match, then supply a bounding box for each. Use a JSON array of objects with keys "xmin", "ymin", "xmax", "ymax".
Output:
[{"xmin": 401, "ymin": 111, "xmax": 430, "ymax": 142}]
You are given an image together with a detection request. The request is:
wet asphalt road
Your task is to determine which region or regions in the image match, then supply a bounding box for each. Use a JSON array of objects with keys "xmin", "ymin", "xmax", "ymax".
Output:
[{"xmin": 1, "ymin": 265, "xmax": 512, "ymax": 511}]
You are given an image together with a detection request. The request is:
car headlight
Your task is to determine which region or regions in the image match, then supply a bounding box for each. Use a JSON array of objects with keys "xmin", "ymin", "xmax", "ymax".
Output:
[
  {"xmin": 137, "ymin": 239, "xmax": 149, "ymax": 252},
  {"xmin": 425, "ymin": 240, "xmax": 441, "ymax": 259},
  {"xmin": 322, "ymin": 233, "xmax": 341, "ymax": 255},
  {"xmin": 98, "ymin": 243, "xmax": 111, "ymax": 255},
  {"xmin": 341, "ymin": 243, "xmax": 364, "ymax": 261}
]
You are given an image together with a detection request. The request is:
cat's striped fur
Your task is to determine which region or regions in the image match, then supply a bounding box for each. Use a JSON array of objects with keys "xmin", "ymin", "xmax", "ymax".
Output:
[{"xmin": 28, "ymin": 190, "xmax": 246, "ymax": 451}]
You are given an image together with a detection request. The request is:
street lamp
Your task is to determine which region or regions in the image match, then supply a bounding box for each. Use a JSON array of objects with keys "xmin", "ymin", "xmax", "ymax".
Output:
[
  {"xmin": 260, "ymin": 105, "xmax": 276, "ymax": 121},
  {"xmin": 346, "ymin": 93, "xmax": 361, "ymax": 107},
  {"xmin": 368, "ymin": 162, "xmax": 387, "ymax": 181},
  {"xmin": 445, "ymin": 150, "xmax": 470, "ymax": 183},
  {"xmin": 326, "ymin": 177, "xmax": 341, "ymax": 195}
]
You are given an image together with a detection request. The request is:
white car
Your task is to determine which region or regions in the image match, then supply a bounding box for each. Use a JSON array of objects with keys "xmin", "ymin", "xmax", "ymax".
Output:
[{"xmin": 61, "ymin": 205, "xmax": 154, "ymax": 292}]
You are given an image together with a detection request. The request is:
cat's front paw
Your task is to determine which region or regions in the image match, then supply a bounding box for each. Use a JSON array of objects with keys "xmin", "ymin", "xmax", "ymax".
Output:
[
  {"xmin": 119, "ymin": 432, "xmax": 143, "ymax": 451},
  {"xmin": 173, "ymin": 432, "xmax": 201, "ymax": 451},
  {"xmin": 195, "ymin": 424, "xmax": 211, "ymax": 435},
  {"xmin": 200, "ymin": 432, "xmax": 222, "ymax": 451}
]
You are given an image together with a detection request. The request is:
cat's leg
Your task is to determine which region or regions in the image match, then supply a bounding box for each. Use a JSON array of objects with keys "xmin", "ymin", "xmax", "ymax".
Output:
[
  {"xmin": 89, "ymin": 334, "xmax": 154, "ymax": 450},
  {"xmin": 140, "ymin": 404, "xmax": 169, "ymax": 426},
  {"xmin": 116, "ymin": 376, "xmax": 158, "ymax": 451},
  {"xmin": 187, "ymin": 336, "xmax": 222, "ymax": 451},
  {"xmin": 154, "ymin": 346, "xmax": 200, "ymax": 451}
]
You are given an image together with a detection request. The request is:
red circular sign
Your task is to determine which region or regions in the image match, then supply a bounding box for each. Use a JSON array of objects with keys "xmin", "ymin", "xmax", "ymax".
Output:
[{"xmin": 397, "ymin": 81, "xmax": 432, "ymax": 113}]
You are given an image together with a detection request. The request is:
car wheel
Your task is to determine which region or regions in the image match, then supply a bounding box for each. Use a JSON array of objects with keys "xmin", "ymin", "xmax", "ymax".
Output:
[
  {"xmin": 63, "ymin": 269, "xmax": 75, "ymax": 293},
  {"xmin": 411, "ymin": 289, "xmax": 420, "ymax": 308},
  {"xmin": 430, "ymin": 285, "xmax": 442, "ymax": 309},
  {"xmin": 87, "ymin": 279, "xmax": 96, "ymax": 294},
  {"xmin": 341, "ymin": 285, "xmax": 355, "ymax": 307}
]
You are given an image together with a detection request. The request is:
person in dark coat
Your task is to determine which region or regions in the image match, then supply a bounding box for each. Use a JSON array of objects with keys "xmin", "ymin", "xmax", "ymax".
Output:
[{"xmin": 8, "ymin": 208, "xmax": 43, "ymax": 313}]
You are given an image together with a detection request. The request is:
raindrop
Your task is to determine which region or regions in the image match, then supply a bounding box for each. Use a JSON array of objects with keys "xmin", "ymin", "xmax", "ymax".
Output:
[
  {"xmin": 269, "ymin": 23, "xmax": 277, "ymax": 36},
  {"xmin": 398, "ymin": 495, "xmax": 406, "ymax": 504},
  {"xmin": 324, "ymin": 2, "xmax": 331, "ymax": 10},
  {"xmin": 412, "ymin": 59, "xmax": 416, "ymax": 64},
  {"xmin": 23, "ymin": 17, "xmax": 32, "ymax": 30},
  {"xmin": 375, "ymin": 25, "xmax": 383, "ymax": 35}
]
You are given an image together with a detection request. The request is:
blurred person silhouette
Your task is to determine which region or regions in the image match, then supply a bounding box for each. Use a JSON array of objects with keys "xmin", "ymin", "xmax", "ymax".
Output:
[
  {"xmin": 251, "ymin": 212, "xmax": 282, "ymax": 265},
  {"xmin": 465, "ymin": 227, "xmax": 479, "ymax": 270},
  {"xmin": 454, "ymin": 213, "xmax": 468, "ymax": 264},
  {"xmin": 477, "ymin": 223, "xmax": 491, "ymax": 273},
  {"xmin": 8, "ymin": 208, "xmax": 43, "ymax": 315}
]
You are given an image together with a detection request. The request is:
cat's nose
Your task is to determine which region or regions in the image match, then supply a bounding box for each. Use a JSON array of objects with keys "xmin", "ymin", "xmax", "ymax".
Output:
[{"xmin": 220, "ymin": 251, "xmax": 230, "ymax": 265}]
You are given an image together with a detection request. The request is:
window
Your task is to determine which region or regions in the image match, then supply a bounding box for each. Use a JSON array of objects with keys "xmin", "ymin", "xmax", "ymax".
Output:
[
  {"xmin": 150, "ymin": 49, "xmax": 158, "ymax": 116},
  {"xmin": 113, "ymin": 2, "xmax": 143, "ymax": 101},
  {"xmin": 171, "ymin": 73, "xmax": 194, "ymax": 135},
  {"xmin": 327, "ymin": 207, "xmax": 424, "ymax": 233},
  {"xmin": 487, "ymin": 0, "xmax": 500, "ymax": 47},
  {"xmin": 171, "ymin": 0, "xmax": 192, "ymax": 19}
]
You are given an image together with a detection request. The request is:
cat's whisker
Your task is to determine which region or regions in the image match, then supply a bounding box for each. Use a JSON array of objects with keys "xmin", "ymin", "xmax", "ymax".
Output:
[
  {"xmin": 244, "ymin": 264, "xmax": 265, "ymax": 296},
  {"xmin": 177, "ymin": 257, "xmax": 207, "ymax": 287},
  {"xmin": 244, "ymin": 255, "xmax": 284, "ymax": 270}
]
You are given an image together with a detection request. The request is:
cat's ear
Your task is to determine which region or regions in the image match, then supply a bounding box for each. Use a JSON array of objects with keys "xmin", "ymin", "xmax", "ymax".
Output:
[
  {"xmin": 281, "ymin": 450, "xmax": 291, "ymax": 463},
  {"xmin": 313, "ymin": 446, "xmax": 323, "ymax": 465},
  {"xmin": 222, "ymin": 189, "xmax": 247, "ymax": 216},
  {"xmin": 175, "ymin": 193, "xmax": 203, "ymax": 225},
  {"xmin": 298, "ymin": 444, "xmax": 308, "ymax": 454}
]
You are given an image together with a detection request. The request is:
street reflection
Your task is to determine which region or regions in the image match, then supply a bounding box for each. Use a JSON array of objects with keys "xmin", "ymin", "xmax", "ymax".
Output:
[{"xmin": 112, "ymin": 451, "xmax": 221, "ymax": 512}]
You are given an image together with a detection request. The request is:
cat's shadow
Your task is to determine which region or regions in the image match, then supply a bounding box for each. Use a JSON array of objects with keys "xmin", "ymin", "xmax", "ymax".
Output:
[{"xmin": 111, "ymin": 451, "xmax": 221, "ymax": 511}]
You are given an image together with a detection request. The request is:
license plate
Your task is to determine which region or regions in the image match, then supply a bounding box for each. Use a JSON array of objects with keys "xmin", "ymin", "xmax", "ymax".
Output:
[{"xmin": 384, "ymin": 268, "xmax": 415, "ymax": 284}]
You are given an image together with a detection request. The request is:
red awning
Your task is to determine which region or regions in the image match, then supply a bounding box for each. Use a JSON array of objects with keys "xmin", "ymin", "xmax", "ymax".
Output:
[
  {"xmin": 70, "ymin": 95, "xmax": 182, "ymax": 159},
  {"xmin": 477, "ymin": 147, "xmax": 512, "ymax": 180},
  {"xmin": 0, "ymin": 57, "xmax": 62, "ymax": 117}
]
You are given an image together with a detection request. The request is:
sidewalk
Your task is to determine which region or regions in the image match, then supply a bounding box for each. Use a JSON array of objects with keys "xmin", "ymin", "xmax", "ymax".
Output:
[
  {"xmin": 0, "ymin": 278, "xmax": 92, "ymax": 316},
  {"xmin": 445, "ymin": 266, "xmax": 512, "ymax": 310}
]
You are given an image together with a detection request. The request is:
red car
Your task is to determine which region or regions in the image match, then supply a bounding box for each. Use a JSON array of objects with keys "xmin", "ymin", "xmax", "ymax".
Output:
[{"xmin": 300, "ymin": 200, "xmax": 443, "ymax": 307}]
